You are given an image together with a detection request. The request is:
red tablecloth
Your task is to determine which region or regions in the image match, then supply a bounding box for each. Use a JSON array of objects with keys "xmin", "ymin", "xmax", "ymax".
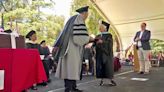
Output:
[{"xmin": 0, "ymin": 48, "xmax": 47, "ymax": 92}]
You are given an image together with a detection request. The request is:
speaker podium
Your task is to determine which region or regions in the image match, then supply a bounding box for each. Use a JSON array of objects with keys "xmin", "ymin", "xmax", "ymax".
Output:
[
  {"xmin": 0, "ymin": 33, "xmax": 25, "ymax": 48},
  {"xmin": 133, "ymin": 45, "xmax": 140, "ymax": 72}
]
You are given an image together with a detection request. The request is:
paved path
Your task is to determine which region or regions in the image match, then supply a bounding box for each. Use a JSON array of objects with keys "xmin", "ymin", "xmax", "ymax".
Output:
[{"xmin": 30, "ymin": 66, "xmax": 164, "ymax": 92}]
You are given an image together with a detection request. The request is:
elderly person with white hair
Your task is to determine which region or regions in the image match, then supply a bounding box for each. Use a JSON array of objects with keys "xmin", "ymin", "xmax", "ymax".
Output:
[{"xmin": 95, "ymin": 20, "xmax": 116, "ymax": 86}]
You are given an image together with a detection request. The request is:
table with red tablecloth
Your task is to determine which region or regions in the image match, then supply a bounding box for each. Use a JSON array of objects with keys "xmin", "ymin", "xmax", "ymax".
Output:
[{"xmin": 0, "ymin": 48, "xmax": 47, "ymax": 92}]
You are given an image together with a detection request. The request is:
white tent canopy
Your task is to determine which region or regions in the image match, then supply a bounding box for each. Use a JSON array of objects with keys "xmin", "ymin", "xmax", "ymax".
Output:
[{"xmin": 91, "ymin": 0, "xmax": 164, "ymax": 49}]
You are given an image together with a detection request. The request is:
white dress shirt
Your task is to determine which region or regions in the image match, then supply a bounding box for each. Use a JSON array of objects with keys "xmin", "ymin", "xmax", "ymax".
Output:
[{"xmin": 138, "ymin": 31, "xmax": 144, "ymax": 47}]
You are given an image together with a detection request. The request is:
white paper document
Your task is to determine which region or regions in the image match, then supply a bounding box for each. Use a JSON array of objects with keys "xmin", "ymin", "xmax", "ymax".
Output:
[
  {"xmin": 0, "ymin": 70, "xmax": 4, "ymax": 90},
  {"xmin": 40, "ymin": 55, "xmax": 45, "ymax": 60},
  {"xmin": 131, "ymin": 77, "xmax": 149, "ymax": 81}
]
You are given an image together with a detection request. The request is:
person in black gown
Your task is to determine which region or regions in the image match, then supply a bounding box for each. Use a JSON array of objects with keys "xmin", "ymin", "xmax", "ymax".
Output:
[
  {"xmin": 95, "ymin": 21, "xmax": 116, "ymax": 86},
  {"xmin": 25, "ymin": 30, "xmax": 49, "ymax": 90},
  {"xmin": 40, "ymin": 40, "xmax": 54, "ymax": 78},
  {"xmin": 26, "ymin": 30, "xmax": 39, "ymax": 47}
]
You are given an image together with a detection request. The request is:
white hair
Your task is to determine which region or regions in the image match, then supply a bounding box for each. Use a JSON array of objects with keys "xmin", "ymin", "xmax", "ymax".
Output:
[
  {"xmin": 99, "ymin": 20, "xmax": 107, "ymax": 31},
  {"xmin": 101, "ymin": 24, "xmax": 107, "ymax": 31}
]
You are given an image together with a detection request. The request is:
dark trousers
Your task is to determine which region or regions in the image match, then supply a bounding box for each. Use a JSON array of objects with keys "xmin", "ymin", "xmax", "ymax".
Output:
[
  {"xmin": 64, "ymin": 79, "xmax": 76, "ymax": 92},
  {"xmin": 42, "ymin": 60, "xmax": 50, "ymax": 79},
  {"xmin": 44, "ymin": 57, "xmax": 54, "ymax": 70}
]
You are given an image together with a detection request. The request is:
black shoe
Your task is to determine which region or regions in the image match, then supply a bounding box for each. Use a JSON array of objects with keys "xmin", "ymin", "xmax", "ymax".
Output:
[
  {"xmin": 41, "ymin": 82, "xmax": 48, "ymax": 86},
  {"xmin": 47, "ymin": 79, "xmax": 51, "ymax": 83},
  {"xmin": 110, "ymin": 80, "xmax": 117, "ymax": 86},
  {"xmin": 71, "ymin": 88, "xmax": 83, "ymax": 92},
  {"xmin": 139, "ymin": 71, "xmax": 144, "ymax": 74},
  {"xmin": 65, "ymin": 88, "xmax": 70, "ymax": 92},
  {"xmin": 31, "ymin": 86, "xmax": 37, "ymax": 90},
  {"xmin": 99, "ymin": 80, "xmax": 103, "ymax": 86}
]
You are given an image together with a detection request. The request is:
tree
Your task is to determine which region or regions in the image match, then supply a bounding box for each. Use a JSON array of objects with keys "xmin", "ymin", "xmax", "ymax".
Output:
[
  {"xmin": 0, "ymin": 0, "xmax": 64, "ymax": 46},
  {"xmin": 71, "ymin": 0, "xmax": 120, "ymax": 52},
  {"xmin": 150, "ymin": 39, "xmax": 164, "ymax": 55}
]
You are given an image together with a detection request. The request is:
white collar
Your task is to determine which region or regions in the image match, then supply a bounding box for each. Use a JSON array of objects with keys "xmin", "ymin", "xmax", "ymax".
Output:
[
  {"xmin": 26, "ymin": 39, "xmax": 37, "ymax": 44},
  {"xmin": 101, "ymin": 31, "xmax": 109, "ymax": 34}
]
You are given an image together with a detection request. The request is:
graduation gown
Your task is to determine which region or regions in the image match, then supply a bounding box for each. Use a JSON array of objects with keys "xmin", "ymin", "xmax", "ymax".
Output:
[
  {"xmin": 55, "ymin": 14, "xmax": 89, "ymax": 80},
  {"xmin": 25, "ymin": 41, "xmax": 42, "ymax": 54},
  {"xmin": 95, "ymin": 32, "xmax": 114, "ymax": 79},
  {"xmin": 40, "ymin": 46, "xmax": 50, "ymax": 57},
  {"xmin": 26, "ymin": 41, "xmax": 50, "ymax": 79},
  {"xmin": 26, "ymin": 43, "xmax": 39, "ymax": 49}
]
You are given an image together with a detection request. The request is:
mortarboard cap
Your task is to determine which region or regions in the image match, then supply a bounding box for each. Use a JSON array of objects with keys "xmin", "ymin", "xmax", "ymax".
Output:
[
  {"xmin": 26, "ymin": 30, "xmax": 36, "ymax": 38},
  {"xmin": 101, "ymin": 21, "xmax": 110, "ymax": 31},
  {"xmin": 76, "ymin": 6, "xmax": 89, "ymax": 13},
  {"xmin": 40, "ymin": 40, "xmax": 46, "ymax": 45},
  {"xmin": 4, "ymin": 29, "xmax": 12, "ymax": 33}
]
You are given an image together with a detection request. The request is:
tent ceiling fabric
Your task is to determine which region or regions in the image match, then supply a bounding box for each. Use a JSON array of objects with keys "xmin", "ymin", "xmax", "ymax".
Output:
[{"xmin": 92, "ymin": 0, "xmax": 164, "ymax": 49}]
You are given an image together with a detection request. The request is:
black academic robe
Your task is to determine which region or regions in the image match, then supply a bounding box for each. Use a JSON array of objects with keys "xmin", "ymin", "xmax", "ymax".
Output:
[
  {"xmin": 40, "ymin": 46, "xmax": 50, "ymax": 58},
  {"xmin": 95, "ymin": 33, "xmax": 114, "ymax": 79},
  {"xmin": 25, "ymin": 42, "xmax": 42, "ymax": 54},
  {"xmin": 26, "ymin": 42, "xmax": 50, "ymax": 79},
  {"xmin": 26, "ymin": 43, "xmax": 39, "ymax": 49}
]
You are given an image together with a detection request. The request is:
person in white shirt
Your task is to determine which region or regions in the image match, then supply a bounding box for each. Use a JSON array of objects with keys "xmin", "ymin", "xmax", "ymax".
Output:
[{"xmin": 134, "ymin": 22, "xmax": 151, "ymax": 74}]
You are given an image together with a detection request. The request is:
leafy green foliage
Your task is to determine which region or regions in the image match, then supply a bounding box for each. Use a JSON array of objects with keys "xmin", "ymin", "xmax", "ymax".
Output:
[
  {"xmin": 0, "ymin": 0, "xmax": 64, "ymax": 46},
  {"xmin": 150, "ymin": 39, "xmax": 164, "ymax": 54},
  {"xmin": 71, "ymin": 0, "xmax": 120, "ymax": 51}
]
